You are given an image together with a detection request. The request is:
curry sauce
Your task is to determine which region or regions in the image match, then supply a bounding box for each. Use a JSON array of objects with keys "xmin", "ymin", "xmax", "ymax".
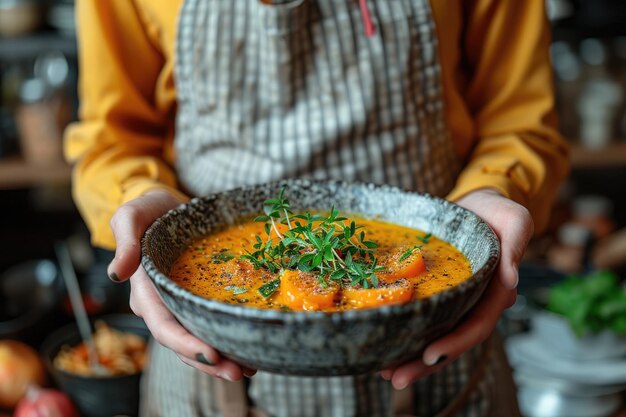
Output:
[{"xmin": 170, "ymin": 217, "xmax": 472, "ymax": 311}]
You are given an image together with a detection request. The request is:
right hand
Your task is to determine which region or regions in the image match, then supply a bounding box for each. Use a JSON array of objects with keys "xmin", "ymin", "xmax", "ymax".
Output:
[{"xmin": 107, "ymin": 189, "xmax": 255, "ymax": 381}]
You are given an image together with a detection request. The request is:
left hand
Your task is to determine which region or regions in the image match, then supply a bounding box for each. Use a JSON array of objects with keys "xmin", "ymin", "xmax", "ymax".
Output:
[{"xmin": 380, "ymin": 189, "xmax": 534, "ymax": 389}]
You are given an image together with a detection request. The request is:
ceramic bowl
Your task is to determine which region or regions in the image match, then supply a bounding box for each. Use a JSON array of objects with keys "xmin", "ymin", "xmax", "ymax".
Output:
[{"xmin": 141, "ymin": 179, "xmax": 499, "ymax": 376}]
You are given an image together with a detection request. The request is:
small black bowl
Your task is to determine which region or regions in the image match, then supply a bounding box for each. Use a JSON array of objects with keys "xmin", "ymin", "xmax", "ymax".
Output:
[{"xmin": 40, "ymin": 314, "xmax": 150, "ymax": 417}]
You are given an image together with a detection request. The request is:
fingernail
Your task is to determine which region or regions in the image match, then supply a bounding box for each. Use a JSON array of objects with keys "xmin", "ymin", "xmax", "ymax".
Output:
[
  {"xmin": 394, "ymin": 380, "xmax": 409, "ymax": 390},
  {"xmin": 243, "ymin": 369, "xmax": 257, "ymax": 378},
  {"xmin": 108, "ymin": 271, "xmax": 121, "ymax": 282},
  {"xmin": 195, "ymin": 353, "xmax": 214, "ymax": 366},
  {"xmin": 505, "ymin": 267, "xmax": 519, "ymax": 289},
  {"xmin": 424, "ymin": 353, "xmax": 447, "ymax": 366},
  {"xmin": 432, "ymin": 355, "xmax": 448, "ymax": 366},
  {"xmin": 219, "ymin": 372, "xmax": 235, "ymax": 382}
]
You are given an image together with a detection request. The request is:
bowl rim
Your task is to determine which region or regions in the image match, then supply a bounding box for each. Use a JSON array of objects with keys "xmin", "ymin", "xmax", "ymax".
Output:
[{"xmin": 141, "ymin": 179, "xmax": 500, "ymax": 322}]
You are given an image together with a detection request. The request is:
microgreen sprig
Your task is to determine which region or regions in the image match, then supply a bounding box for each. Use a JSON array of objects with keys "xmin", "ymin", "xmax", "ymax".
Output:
[
  {"xmin": 397, "ymin": 233, "xmax": 431, "ymax": 263},
  {"xmin": 241, "ymin": 189, "xmax": 385, "ymax": 294},
  {"xmin": 398, "ymin": 245, "xmax": 422, "ymax": 263},
  {"xmin": 417, "ymin": 233, "xmax": 432, "ymax": 244},
  {"xmin": 253, "ymin": 187, "xmax": 293, "ymax": 239},
  {"xmin": 225, "ymin": 285, "xmax": 248, "ymax": 295}
]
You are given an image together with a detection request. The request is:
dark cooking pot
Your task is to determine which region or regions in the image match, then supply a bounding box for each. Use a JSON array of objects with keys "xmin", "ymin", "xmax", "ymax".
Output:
[{"xmin": 0, "ymin": 259, "xmax": 63, "ymax": 345}]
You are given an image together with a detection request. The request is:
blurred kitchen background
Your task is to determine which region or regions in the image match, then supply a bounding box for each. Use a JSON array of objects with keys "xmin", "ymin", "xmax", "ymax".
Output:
[{"xmin": 1, "ymin": 0, "xmax": 626, "ymax": 416}]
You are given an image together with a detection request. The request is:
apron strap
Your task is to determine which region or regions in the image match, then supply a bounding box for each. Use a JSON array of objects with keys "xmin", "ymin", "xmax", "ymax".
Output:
[
  {"xmin": 215, "ymin": 379, "xmax": 248, "ymax": 417},
  {"xmin": 393, "ymin": 334, "xmax": 496, "ymax": 417},
  {"xmin": 393, "ymin": 385, "xmax": 414, "ymax": 417},
  {"xmin": 215, "ymin": 378, "xmax": 271, "ymax": 417}
]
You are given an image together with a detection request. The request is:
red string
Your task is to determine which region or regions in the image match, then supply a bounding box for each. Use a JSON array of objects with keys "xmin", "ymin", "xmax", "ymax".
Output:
[{"xmin": 359, "ymin": 0, "xmax": 375, "ymax": 37}]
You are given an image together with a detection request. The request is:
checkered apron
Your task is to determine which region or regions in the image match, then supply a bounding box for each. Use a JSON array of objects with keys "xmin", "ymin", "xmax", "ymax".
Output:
[{"xmin": 139, "ymin": 1, "xmax": 521, "ymax": 416}]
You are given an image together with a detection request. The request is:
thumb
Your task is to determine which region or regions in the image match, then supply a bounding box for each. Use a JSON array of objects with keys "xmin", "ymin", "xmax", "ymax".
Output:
[
  {"xmin": 495, "ymin": 205, "xmax": 534, "ymax": 289},
  {"xmin": 107, "ymin": 190, "xmax": 185, "ymax": 282}
]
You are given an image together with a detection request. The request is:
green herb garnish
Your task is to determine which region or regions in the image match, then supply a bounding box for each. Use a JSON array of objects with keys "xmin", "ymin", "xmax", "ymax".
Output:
[
  {"xmin": 241, "ymin": 188, "xmax": 385, "ymax": 297},
  {"xmin": 396, "ymin": 233, "xmax": 430, "ymax": 263},
  {"xmin": 416, "ymin": 233, "xmax": 432, "ymax": 244},
  {"xmin": 258, "ymin": 278, "xmax": 281, "ymax": 298},
  {"xmin": 212, "ymin": 253, "xmax": 235, "ymax": 264},
  {"xmin": 398, "ymin": 245, "xmax": 422, "ymax": 263},
  {"xmin": 224, "ymin": 285, "xmax": 248, "ymax": 295}
]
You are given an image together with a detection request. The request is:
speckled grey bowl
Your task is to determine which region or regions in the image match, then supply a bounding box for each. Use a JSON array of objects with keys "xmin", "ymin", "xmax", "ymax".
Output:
[{"xmin": 141, "ymin": 179, "xmax": 499, "ymax": 376}]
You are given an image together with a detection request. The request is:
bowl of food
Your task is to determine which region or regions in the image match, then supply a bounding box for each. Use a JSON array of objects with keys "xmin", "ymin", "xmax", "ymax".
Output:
[
  {"xmin": 141, "ymin": 179, "xmax": 499, "ymax": 375},
  {"xmin": 40, "ymin": 314, "xmax": 149, "ymax": 417}
]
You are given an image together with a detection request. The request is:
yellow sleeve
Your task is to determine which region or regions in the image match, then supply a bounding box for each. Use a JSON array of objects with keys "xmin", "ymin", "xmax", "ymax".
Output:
[
  {"xmin": 446, "ymin": 0, "xmax": 570, "ymax": 233},
  {"xmin": 64, "ymin": 0, "xmax": 188, "ymax": 250}
]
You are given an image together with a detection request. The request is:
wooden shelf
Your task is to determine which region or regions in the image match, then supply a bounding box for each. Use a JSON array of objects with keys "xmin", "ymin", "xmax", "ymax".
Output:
[
  {"xmin": 571, "ymin": 142, "xmax": 626, "ymax": 169},
  {"xmin": 0, "ymin": 32, "xmax": 76, "ymax": 60},
  {"xmin": 0, "ymin": 157, "xmax": 71, "ymax": 189}
]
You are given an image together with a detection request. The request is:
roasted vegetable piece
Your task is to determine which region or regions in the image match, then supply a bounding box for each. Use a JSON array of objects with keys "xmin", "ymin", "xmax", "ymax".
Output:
[
  {"xmin": 343, "ymin": 279, "xmax": 413, "ymax": 308},
  {"xmin": 378, "ymin": 245, "xmax": 426, "ymax": 281},
  {"xmin": 278, "ymin": 269, "xmax": 340, "ymax": 311}
]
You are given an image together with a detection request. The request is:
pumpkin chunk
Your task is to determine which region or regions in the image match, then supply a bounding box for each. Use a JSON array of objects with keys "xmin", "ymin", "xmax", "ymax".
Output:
[
  {"xmin": 343, "ymin": 279, "xmax": 413, "ymax": 308},
  {"xmin": 378, "ymin": 246, "xmax": 426, "ymax": 281},
  {"xmin": 278, "ymin": 269, "xmax": 340, "ymax": 311}
]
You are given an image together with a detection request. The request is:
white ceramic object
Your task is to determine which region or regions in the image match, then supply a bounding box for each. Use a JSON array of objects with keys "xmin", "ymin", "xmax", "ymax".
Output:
[
  {"xmin": 518, "ymin": 384, "xmax": 622, "ymax": 417},
  {"xmin": 532, "ymin": 310, "xmax": 626, "ymax": 361},
  {"xmin": 506, "ymin": 333, "xmax": 626, "ymax": 386}
]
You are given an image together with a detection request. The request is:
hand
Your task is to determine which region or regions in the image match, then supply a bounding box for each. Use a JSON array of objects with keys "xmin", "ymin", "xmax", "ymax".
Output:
[
  {"xmin": 107, "ymin": 189, "xmax": 255, "ymax": 381},
  {"xmin": 381, "ymin": 189, "xmax": 533, "ymax": 389}
]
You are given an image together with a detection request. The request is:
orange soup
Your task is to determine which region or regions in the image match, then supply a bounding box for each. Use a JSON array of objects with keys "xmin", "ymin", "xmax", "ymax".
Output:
[{"xmin": 170, "ymin": 214, "xmax": 472, "ymax": 311}]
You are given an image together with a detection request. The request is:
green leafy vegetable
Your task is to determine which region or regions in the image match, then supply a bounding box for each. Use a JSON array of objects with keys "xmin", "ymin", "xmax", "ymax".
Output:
[{"xmin": 546, "ymin": 270, "xmax": 626, "ymax": 337}]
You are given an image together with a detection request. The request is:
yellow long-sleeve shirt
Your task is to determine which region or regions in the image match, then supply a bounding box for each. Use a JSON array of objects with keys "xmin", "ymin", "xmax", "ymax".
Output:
[{"xmin": 65, "ymin": 0, "xmax": 569, "ymax": 250}]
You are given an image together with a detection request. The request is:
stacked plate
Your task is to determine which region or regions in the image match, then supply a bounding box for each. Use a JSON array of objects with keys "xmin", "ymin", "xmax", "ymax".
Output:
[{"xmin": 506, "ymin": 311, "xmax": 626, "ymax": 417}]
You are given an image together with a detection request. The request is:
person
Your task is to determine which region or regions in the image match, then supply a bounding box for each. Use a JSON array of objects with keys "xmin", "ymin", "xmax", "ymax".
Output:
[{"xmin": 65, "ymin": 1, "xmax": 569, "ymax": 416}]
